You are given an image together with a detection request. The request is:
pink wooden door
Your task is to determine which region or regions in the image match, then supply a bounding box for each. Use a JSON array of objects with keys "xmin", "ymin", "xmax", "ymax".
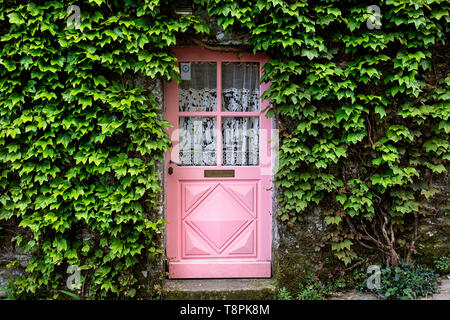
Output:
[{"xmin": 165, "ymin": 47, "xmax": 272, "ymax": 278}]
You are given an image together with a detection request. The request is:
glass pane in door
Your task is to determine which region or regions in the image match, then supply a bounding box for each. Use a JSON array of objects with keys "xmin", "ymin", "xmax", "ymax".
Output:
[
  {"xmin": 222, "ymin": 62, "xmax": 260, "ymax": 112},
  {"xmin": 222, "ymin": 117, "xmax": 259, "ymax": 166},
  {"xmin": 179, "ymin": 117, "xmax": 217, "ymax": 166},
  {"xmin": 179, "ymin": 62, "xmax": 217, "ymax": 112}
]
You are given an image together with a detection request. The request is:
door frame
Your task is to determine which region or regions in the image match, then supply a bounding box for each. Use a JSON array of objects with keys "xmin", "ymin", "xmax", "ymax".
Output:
[{"xmin": 164, "ymin": 46, "xmax": 273, "ymax": 278}]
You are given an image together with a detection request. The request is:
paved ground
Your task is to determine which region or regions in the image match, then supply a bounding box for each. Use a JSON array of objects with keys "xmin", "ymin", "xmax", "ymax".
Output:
[
  {"xmin": 331, "ymin": 277, "xmax": 450, "ymax": 300},
  {"xmin": 330, "ymin": 290, "xmax": 381, "ymax": 300},
  {"xmin": 422, "ymin": 278, "xmax": 450, "ymax": 300}
]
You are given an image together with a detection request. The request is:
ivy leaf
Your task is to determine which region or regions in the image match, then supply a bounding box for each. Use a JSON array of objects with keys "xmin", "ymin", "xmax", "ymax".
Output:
[
  {"xmin": 20, "ymin": 56, "xmax": 33, "ymax": 69},
  {"xmin": 57, "ymin": 134, "xmax": 70, "ymax": 148},
  {"xmin": 336, "ymin": 194, "xmax": 347, "ymax": 205},
  {"xmin": 327, "ymin": 8, "xmax": 341, "ymax": 17},
  {"xmin": 94, "ymin": 76, "xmax": 108, "ymax": 88},
  {"xmin": 302, "ymin": 49, "xmax": 319, "ymax": 60},
  {"xmin": 335, "ymin": 109, "xmax": 348, "ymax": 123},
  {"xmin": 110, "ymin": 239, "xmax": 123, "ymax": 254},
  {"xmin": 194, "ymin": 23, "xmax": 210, "ymax": 34},
  {"xmin": 7, "ymin": 13, "xmax": 25, "ymax": 25},
  {"xmin": 375, "ymin": 105, "xmax": 386, "ymax": 118},
  {"xmin": 431, "ymin": 9, "xmax": 448, "ymax": 20},
  {"xmin": 54, "ymin": 236, "xmax": 68, "ymax": 251},
  {"xmin": 345, "ymin": 131, "xmax": 366, "ymax": 144}
]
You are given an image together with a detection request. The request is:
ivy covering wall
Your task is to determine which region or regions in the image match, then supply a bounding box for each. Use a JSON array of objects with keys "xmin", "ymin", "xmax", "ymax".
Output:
[
  {"xmin": 198, "ymin": 0, "xmax": 449, "ymax": 266},
  {"xmin": 0, "ymin": 0, "xmax": 449, "ymax": 299},
  {"xmin": 0, "ymin": 0, "xmax": 212, "ymax": 298}
]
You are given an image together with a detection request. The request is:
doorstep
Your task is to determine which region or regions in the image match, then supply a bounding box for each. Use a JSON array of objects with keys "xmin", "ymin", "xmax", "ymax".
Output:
[{"xmin": 162, "ymin": 278, "xmax": 277, "ymax": 300}]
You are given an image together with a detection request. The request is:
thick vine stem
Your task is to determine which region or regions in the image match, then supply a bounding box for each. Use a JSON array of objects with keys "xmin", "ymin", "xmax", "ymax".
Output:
[
  {"xmin": 345, "ymin": 216, "xmax": 390, "ymax": 256},
  {"xmin": 345, "ymin": 212, "xmax": 401, "ymax": 267},
  {"xmin": 406, "ymin": 213, "xmax": 419, "ymax": 263}
]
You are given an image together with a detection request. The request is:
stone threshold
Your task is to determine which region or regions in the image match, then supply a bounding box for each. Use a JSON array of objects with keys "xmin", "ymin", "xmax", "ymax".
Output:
[{"xmin": 162, "ymin": 278, "xmax": 277, "ymax": 300}]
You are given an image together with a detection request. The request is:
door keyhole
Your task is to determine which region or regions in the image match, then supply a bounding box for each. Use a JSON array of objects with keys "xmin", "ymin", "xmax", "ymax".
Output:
[{"xmin": 168, "ymin": 167, "xmax": 173, "ymax": 175}]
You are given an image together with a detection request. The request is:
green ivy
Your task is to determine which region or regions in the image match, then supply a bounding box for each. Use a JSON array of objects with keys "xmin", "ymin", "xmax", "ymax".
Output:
[
  {"xmin": 434, "ymin": 255, "xmax": 450, "ymax": 274},
  {"xmin": 0, "ymin": 0, "xmax": 209, "ymax": 299},
  {"xmin": 198, "ymin": 0, "xmax": 449, "ymax": 265}
]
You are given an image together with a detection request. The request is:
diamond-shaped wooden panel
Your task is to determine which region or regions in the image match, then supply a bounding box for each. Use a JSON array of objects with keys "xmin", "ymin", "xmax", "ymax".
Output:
[
  {"xmin": 224, "ymin": 184, "xmax": 256, "ymax": 215},
  {"xmin": 183, "ymin": 184, "xmax": 212, "ymax": 213},
  {"xmin": 182, "ymin": 182, "xmax": 257, "ymax": 257},
  {"xmin": 226, "ymin": 227, "xmax": 255, "ymax": 256},
  {"xmin": 184, "ymin": 225, "xmax": 214, "ymax": 256}
]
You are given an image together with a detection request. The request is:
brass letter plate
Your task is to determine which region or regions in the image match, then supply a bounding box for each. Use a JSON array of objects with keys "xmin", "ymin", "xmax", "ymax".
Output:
[{"xmin": 204, "ymin": 170, "xmax": 235, "ymax": 178}]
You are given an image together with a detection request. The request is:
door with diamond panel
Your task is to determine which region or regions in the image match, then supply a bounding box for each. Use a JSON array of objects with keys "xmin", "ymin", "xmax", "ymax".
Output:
[{"xmin": 165, "ymin": 48, "xmax": 272, "ymax": 278}]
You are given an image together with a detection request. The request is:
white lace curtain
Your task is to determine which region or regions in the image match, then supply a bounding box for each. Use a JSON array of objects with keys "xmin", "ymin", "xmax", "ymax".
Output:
[
  {"xmin": 221, "ymin": 62, "xmax": 260, "ymax": 165},
  {"xmin": 222, "ymin": 117, "xmax": 259, "ymax": 166},
  {"xmin": 179, "ymin": 117, "xmax": 217, "ymax": 166},
  {"xmin": 222, "ymin": 62, "xmax": 260, "ymax": 112}
]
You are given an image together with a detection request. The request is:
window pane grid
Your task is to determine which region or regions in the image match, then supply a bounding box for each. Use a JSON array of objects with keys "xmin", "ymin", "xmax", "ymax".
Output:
[{"xmin": 178, "ymin": 61, "xmax": 261, "ymax": 167}]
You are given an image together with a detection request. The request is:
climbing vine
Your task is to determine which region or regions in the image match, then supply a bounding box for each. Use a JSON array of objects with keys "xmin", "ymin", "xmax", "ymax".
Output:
[
  {"xmin": 0, "ymin": 0, "xmax": 448, "ymax": 299},
  {"xmin": 198, "ymin": 0, "xmax": 449, "ymax": 266},
  {"xmin": 0, "ymin": 0, "xmax": 209, "ymax": 298}
]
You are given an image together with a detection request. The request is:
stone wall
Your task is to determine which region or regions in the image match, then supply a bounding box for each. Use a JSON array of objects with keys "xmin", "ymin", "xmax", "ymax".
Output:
[
  {"xmin": 0, "ymin": 219, "xmax": 28, "ymax": 297},
  {"xmin": 414, "ymin": 173, "xmax": 450, "ymax": 266}
]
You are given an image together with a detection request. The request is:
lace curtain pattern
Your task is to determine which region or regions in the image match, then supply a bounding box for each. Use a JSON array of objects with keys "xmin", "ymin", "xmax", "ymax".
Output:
[
  {"xmin": 179, "ymin": 62, "xmax": 217, "ymax": 112},
  {"xmin": 222, "ymin": 62, "xmax": 260, "ymax": 112},
  {"xmin": 179, "ymin": 117, "xmax": 217, "ymax": 166},
  {"xmin": 222, "ymin": 117, "xmax": 259, "ymax": 166}
]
